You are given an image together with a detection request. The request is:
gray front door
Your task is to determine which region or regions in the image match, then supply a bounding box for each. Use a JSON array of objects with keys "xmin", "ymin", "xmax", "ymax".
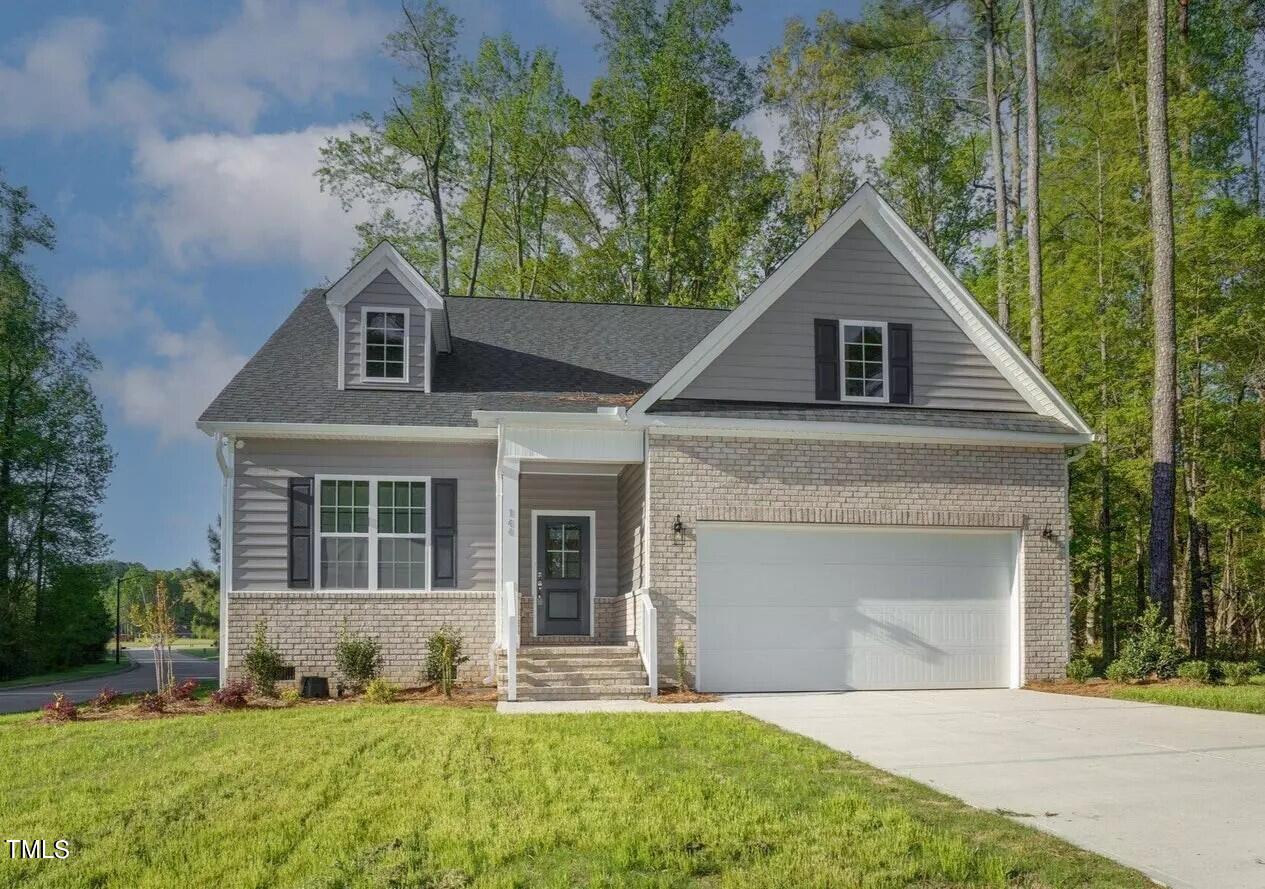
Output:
[{"xmin": 535, "ymin": 515, "xmax": 590, "ymax": 636}]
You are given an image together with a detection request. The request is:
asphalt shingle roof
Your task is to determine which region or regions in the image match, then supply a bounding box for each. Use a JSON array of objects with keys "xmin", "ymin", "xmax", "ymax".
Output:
[{"xmin": 199, "ymin": 290, "xmax": 728, "ymax": 427}]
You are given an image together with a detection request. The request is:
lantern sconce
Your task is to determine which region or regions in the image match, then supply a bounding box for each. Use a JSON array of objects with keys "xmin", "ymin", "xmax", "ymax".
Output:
[{"xmin": 672, "ymin": 514, "xmax": 684, "ymax": 545}]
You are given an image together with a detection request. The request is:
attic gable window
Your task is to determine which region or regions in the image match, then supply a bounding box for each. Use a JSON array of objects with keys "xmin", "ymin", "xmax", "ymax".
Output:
[
  {"xmin": 841, "ymin": 321, "xmax": 887, "ymax": 401},
  {"xmin": 363, "ymin": 308, "xmax": 408, "ymax": 382}
]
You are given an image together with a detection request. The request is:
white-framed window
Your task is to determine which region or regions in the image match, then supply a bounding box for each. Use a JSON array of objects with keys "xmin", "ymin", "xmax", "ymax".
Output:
[
  {"xmin": 361, "ymin": 306, "xmax": 409, "ymax": 382},
  {"xmin": 315, "ymin": 475, "xmax": 430, "ymax": 591},
  {"xmin": 840, "ymin": 320, "xmax": 888, "ymax": 401}
]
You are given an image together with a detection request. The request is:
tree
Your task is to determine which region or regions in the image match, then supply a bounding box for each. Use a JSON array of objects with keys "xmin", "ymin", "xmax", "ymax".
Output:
[
  {"xmin": 1145, "ymin": 0, "xmax": 1178, "ymax": 622},
  {"xmin": 1021, "ymin": 0, "xmax": 1044, "ymax": 368},
  {"xmin": 980, "ymin": 0, "xmax": 1012, "ymax": 333}
]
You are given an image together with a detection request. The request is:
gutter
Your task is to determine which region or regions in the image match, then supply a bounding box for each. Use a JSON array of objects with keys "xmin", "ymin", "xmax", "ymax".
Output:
[{"xmin": 196, "ymin": 420, "xmax": 497, "ymax": 442}]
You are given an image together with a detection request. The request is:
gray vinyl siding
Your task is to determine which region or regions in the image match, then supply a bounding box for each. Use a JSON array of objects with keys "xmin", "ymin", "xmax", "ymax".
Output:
[
  {"xmin": 232, "ymin": 438, "xmax": 495, "ymax": 591},
  {"xmin": 680, "ymin": 222, "xmax": 1032, "ymax": 412},
  {"xmin": 617, "ymin": 463, "xmax": 644, "ymax": 595},
  {"xmin": 518, "ymin": 473, "xmax": 619, "ymax": 598},
  {"xmin": 344, "ymin": 271, "xmax": 427, "ymax": 390}
]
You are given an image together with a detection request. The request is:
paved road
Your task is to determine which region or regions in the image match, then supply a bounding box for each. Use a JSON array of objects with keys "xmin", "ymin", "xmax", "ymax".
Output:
[
  {"xmin": 730, "ymin": 688, "xmax": 1265, "ymax": 889},
  {"xmin": 0, "ymin": 648, "xmax": 220, "ymax": 715}
]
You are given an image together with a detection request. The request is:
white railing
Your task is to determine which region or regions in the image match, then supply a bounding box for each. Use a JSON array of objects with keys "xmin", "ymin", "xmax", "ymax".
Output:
[
  {"xmin": 503, "ymin": 581, "xmax": 518, "ymax": 702},
  {"xmin": 634, "ymin": 586, "xmax": 658, "ymax": 696}
]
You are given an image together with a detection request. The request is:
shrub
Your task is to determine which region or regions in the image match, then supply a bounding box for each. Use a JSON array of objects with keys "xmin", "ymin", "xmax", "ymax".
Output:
[
  {"xmin": 1218, "ymin": 661, "xmax": 1260, "ymax": 686},
  {"xmin": 1114, "ymin": 604, "xmax": 1183, "ymax": 680},
  {"xmin": 171, "ymin": 678, "xmax": 199, "ymax": 701},
  {"xmin": 364, "ymin": 677, "xmax": 398, "ymax": 704},
  {"xmin": 335, "ymin": 624, "xmax": 381, "ymax": 692},
  {"xmin": 92, "ymin": 687, "xmax": 119, "ymax": 709},
  {"xmin": 1065, "ymin": 658, "xmax": 1093, "ymax": 683},
  {"xmin": 1104, "ymin": 659, "xmax": 1135, "ymax": 683},
  {"xmin": 244, "ymin": 621, "xmax": 289, "ymax": 698},
  {"xmin": 136, "ymin": 693, "xmax": 166, "ymax": 714},
  {"xmin": 41, "ymin": 693, "xmax": 78, "ymax": 721},
  {"xmin": 279, "ymin": 688, "xmax": 301, "ymax": 707},
  {"xmin": 425, "ymin": 627, "xmax": 468, "ymax": 698},
  {"xmin": 211, "ymin": 679, "xmax": 252, "ymax": 709},
  {"xmin": 1176, "ymin": 660, "xmax": 1212, "ymax": 683},
  {"xmin": 675, "ymin": 638, "xmax": 689, "ymax": 692}
]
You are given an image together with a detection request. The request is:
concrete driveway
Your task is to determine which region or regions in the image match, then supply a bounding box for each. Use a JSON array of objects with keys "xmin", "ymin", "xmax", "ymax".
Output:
[
  {"xmin": 728, "ymin": 689, "xmax": 1265, "ymax": 889},
  {"xmin": 0, "ymin": 648, "xmax": 220, "ymax": 715}
]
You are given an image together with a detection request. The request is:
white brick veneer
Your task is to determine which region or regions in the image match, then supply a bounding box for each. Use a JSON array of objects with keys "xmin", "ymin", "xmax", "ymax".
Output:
[
  {"xmin": 226, "ymin": 590, "xmax": 495, "ymax": 687},
  {"xmin": 645, "ymin": 434, "xmax": 1071, "ymax": 686}
]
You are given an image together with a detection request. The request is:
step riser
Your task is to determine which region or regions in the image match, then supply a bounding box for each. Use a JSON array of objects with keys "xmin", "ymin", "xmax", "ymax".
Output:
[
  {"xmin": 505, "ymin": 687, "xmax": 651, "ymax": 701},
  {"xmin": 497, "ymin": 644, "xmax": 650, "ymax": 700}
]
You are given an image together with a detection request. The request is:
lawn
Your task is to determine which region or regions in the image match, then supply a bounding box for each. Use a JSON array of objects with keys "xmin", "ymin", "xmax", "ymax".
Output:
[
  {"xmin": 0, "ymin": 706, "xmax": 1150, "ymax": 888},
  {"xmin": 1108, "ymin": 675, "xmax": 1265, "ymax": 715},
  {"xmin": 0, "ymin": 659, "xmax": 131, "ymax": 690}
]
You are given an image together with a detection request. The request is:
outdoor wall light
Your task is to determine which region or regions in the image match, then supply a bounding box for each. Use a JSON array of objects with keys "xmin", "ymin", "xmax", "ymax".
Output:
[
  {"xmin": 672, "ymin": 514, "xmax": 684, "ymax": 544},
  {"xmin": 1041, "ymin": 526, "xmax": 1057, "ymax": 542}
]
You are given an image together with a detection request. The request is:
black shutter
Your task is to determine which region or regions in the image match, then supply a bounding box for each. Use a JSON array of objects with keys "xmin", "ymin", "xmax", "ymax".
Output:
[
  {"xmin": 814, "ymin": 318, "xmax": 840, "ymax": 400},
  {"xmin": 288, "ymin": 477, "xmax": 314, "ymax": 589},
  {"xmin": 889, "ymin": 323, "xmax": 913, "ymax": 405},
  {"xmin": 432, "ymin": 479, "xmax": 457, "ymax": 588}
]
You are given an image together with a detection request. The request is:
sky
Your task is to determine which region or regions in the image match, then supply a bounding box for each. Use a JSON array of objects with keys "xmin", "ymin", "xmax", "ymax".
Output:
[{"xmin": 1, "ymin": 0, "xmax": 864, "ymax": 570}]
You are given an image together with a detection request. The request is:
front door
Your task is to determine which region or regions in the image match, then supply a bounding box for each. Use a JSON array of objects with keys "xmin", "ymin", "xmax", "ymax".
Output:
[{"xmin": 535, "ymin": 515, "xmax": 591, "ymax": 636}]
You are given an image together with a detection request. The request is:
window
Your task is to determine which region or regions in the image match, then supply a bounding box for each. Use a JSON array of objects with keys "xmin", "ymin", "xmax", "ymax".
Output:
[
  {"xmin": 363, "ymin": 308, "xmax": 408, "ymax": 381},
  {"xmin": 316, "ymin": 476, "xmax": 429, "ymax": 591},
  {"xmin": 545, "ymin": 522, "xmax": 582, "ymax": 579},
  {"xmin": 841, "ymin": 321, "xmax": 887, "ymax": 400}
]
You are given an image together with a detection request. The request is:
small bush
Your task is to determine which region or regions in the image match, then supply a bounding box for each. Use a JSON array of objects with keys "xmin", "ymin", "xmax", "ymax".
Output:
[
  {"xmin": 279, "ymin": 688, "xmax": 301, "ymax": 707},
  {"xmin": 1218, "ymin": 661, "xmax": 1260, "ymax": 686},
  {"xmin": 136, "ymin": 693, "xmax": 166, "ymax": 714},
  {"xmin": 170, "ymin": 678, "xmax": 199, "ymax": 700},
  {"xmin": 364, "ymin": 677, "xmax": 398, "ymax": 704},
  {"xmin": 425, "ymin": 627, "xmax": 468, "ymax": 698},
  {"xmin": 1104, "ymin": 659, "xmax": 1135, "ymax": 683},
  {"xmin": 92, "ymin": 687, "xmax": 119, "ymax": 709},
  {"xmin": 335, "ymin": 623, "xmax": 381, "ymax": 692},
  {"xmin": 211, "ymin": 679, "xmax": 252, "ymax": 709},
  {"xmin": 41, "ymin": 693, "xmax": 78, "ymax": 721},
  {"xmin": 675, "ymin": 638, "xmax": 689, "ymax": 692},
  {"xmin": 1113, "ymin": 604, "xmax": 1183, "ymax": 680},
  {"xmin": 1176, "ymin": 660, "xmax": 1212, "ymax": 683},
  {"xmin": 1065, "ymin": 658, "xmax": 1093, "ymax": 683},
  {"xmin": 244, "ymin": 621, "xmax": 289, "ymax": 698}
]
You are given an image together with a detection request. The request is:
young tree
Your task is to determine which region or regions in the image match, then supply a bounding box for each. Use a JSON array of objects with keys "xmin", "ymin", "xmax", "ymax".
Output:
[
  {"xmin": 1021, "ymin": 0, "xmax": 1043, "ymax": 368},
  {"xmin": 979, "ymin": 0, "xmax": 1011, "ymax": 332}
]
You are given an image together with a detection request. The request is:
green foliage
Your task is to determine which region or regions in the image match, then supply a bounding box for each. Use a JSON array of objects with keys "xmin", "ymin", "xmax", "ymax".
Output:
[
  {"xmin": 1065, "ymin": 658, "xmax": 1094, "ymax": 683},
  {"xmin": 243, "ymin": 621, "xmax": 288, "ymax": 698},
  {"xmin": 1112, "ymin": 605, "xmax": 1185, "ymax": 680},
  {"xmin": 1217, "ymin": 661, "xmax": 1260, "ymax": 686},
  {"xmin": 279, "ymin": 687, "xmax": 301, "ymax": 707},
  {"xmin": 425, "ymin": 627, "xmax": 467, "ymax": 697},
  {"xmin": 364, "ymin": 677, "xmax": 399, "ymax": 704},
  {"xmin": 1176, "ymin": 660, "xmax": 1212, "ymax": 683},
  {"xmin": 675, "ymin": 638, "xmax": 689, "ymax": 692},
  {"xmin": 335, "ymin": 623, "xmax": 381, "ymax": 691},
  {"xmin": 1104, "ymin": 659, "xmax": 1135, "ymax": 684}
]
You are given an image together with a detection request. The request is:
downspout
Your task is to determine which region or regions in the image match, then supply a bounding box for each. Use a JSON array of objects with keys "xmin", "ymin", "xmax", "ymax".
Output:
[
  {"xmin": 213, "ymin": 433, "xmax": 235, "ymax": 688},
  {"xmin": 485, "ymin": 422, "xmax": 505, "ymax": 686}
]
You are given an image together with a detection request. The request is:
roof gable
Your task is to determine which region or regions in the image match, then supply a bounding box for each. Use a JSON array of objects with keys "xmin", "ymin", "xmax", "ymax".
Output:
[
  {"xmin": 631, "ymin": 184, "xmax": 1092, "ymax": 435},
  {"xmin": 325, "ymin": 241, "xmax": 450, "ymax": 353}
]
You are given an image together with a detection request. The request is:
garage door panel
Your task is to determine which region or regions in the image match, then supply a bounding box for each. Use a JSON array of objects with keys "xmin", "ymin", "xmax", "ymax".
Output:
[{"xmin": 696, "ymin": 524, "xmax": 1017, "ymax": 693}]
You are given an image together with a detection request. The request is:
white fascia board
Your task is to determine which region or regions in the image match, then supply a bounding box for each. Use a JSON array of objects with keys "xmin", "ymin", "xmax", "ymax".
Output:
[
  {"xmin": 637, "ymin": 414, "xmax": 1094, "ymax": 447},
  {"xmin": 325, "ymin": 241, "xmax": 445, "ymax": 312},
  {"xmin": 630, "ymin": 183, "xmax": 1092, "ymax": 437},
  {"xmin": 471, "ymin": 408, "xmax": 627, "ymax": 429},
  {"xmin": 195, "ymin": 420, "xmax": 496, "ymax": 442}
]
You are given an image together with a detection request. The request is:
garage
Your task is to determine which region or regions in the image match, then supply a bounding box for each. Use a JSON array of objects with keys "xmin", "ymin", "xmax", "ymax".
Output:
[{"xmin": 696, "ymin": 524, "xmax": 1019, "ymax": 693}]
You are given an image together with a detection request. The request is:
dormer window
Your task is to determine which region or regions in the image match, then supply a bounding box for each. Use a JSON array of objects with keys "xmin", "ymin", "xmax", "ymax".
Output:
[
  {"xmin": 363, "ymin": 307, "xmax": 408, "ymax": 382},
  {"xmin": 841, "ymin": 321, "xmax": 887, "ymax": 400}
]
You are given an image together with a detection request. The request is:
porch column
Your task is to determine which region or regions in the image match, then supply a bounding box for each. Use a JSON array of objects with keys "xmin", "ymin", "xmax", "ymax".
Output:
[{"xmin": 498, "ymin": 457, "xmax": 520, "ymax": 641}]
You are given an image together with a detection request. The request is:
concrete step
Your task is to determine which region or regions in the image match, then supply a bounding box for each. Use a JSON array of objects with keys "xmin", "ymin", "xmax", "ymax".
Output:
[
  {"xmin": 519, "ymin": 672, "xmax": 649, "ymax": 688},
  {"xmin": 518, "ymin": 644, "xmax": 636, "ymax": 656},
  {"xmin": 507, "ymin": 684, "xmax": 651, "ymax": 701}
]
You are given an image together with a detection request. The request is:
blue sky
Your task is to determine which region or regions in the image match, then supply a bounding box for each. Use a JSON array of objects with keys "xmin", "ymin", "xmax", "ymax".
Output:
[{"xmin": 1, "ymin": 0, "xmax": 861, "ymax": 570}]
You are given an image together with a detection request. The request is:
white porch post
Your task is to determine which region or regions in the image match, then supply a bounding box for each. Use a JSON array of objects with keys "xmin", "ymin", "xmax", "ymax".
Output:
[
  {"xmin": 499, "ymin": 458, "xmax": 520, "ymax": 623},
  {"xmin": 213, "ymin": 433, "xmax": 235, "ymax": 688}
]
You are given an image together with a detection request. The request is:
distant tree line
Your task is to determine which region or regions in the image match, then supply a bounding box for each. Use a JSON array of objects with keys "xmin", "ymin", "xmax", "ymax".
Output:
[{"xmin": 324, "ymin": 0, "xmax": 1265, "ymax": 662}]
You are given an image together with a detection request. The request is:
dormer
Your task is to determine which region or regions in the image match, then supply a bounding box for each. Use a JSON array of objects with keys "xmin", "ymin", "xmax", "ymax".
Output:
[{"xmin": 325, "ymin": 242, "xmax": 450, "ymax": 392}]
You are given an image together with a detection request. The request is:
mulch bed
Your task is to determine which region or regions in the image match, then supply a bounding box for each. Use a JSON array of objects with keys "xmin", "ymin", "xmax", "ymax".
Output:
[
  {"xmin": 650, "ymin": 686, "xmax": 721, "ymax": 704},
  {"xmin": 1027, "ymin": 677, "xmax": 1200, "ymax": 698}
]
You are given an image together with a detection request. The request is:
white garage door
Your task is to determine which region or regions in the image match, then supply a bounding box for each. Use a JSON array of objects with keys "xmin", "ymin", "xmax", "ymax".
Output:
[{"xmin": 696, "ymin": 524, "xmax": 1018, "ymax": 693}]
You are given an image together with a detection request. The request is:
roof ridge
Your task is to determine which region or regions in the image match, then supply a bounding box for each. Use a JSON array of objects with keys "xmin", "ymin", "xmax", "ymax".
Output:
[{"xmin": 446, "ymin": 293, "xmax": 731, "ymax": 312}]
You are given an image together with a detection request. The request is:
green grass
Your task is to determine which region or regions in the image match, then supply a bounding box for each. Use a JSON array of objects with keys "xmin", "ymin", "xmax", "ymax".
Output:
[
  {"xmin": 1110, "ymin": 675, "xmax": 1265, "ymax": 715},
  {"xmin": 0, "ymin": 659, "xmax": 132, "ymax": 690},
  {"xmin": 0, "ymin": 706, "xmax": 1149, "ymax": 888}
]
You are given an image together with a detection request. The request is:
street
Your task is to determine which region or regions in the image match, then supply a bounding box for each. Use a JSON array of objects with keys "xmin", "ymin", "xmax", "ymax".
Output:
[{"xmin": 0, "ymin": 648, "xmax": 220, "ymax": 715}]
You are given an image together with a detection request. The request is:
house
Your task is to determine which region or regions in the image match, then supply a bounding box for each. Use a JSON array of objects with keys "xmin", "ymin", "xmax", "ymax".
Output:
[{"xmin": 198, "ymin": 184, "xmax": 1092, "ymax": 700}]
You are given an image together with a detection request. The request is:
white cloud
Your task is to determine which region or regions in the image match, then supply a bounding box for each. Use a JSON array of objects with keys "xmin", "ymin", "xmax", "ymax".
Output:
[
  {"xmin": 101, "ymin": 319, "xmax": 247, "ymax": 444},
  {"xmin": 167, "ymin": 0, "xmax": 388, "ymax": 131},
  {"xmin": 0, "ymin": 18, "xmax": 113, "ymax": 135},
  {"xmin": 64, "ymin": 267, "xmax": 202, "ymax": 338},
  {"xmin": 741, "ymin": 107, "xmax": 783, "ymax": 164},
  {"xmin": 133, "ymin": 125, "xmax": 372, "ymax": 272}
]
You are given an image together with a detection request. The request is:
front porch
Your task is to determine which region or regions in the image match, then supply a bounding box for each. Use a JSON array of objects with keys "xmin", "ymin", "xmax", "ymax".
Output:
[{"xmin": 488, "ymin": 418, "xmax": 659, "ymax": 701}]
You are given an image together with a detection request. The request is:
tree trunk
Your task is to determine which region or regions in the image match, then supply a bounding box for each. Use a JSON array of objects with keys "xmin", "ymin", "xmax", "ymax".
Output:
[
  {"xmin": 1145, "ymin": 0, "xmax": 1178, "ymax": 624},
  {"xmin": 982, "ymin": 1, "xmax": 1010, "ymax": 332},
  {"xmin": 430, "ymin": 164, "xmax": 450, "ymax": 295},
  {"xmin": 1022, "ymin": 0, "xmax": 1043, "ymax": 369},
  {"xmin": 467, "ymin": 126, "xmax": 495, "ymax": 298},
  {"xmin": 1095, "ymin": 144, "xmax": 1115, "ymax": 660}
]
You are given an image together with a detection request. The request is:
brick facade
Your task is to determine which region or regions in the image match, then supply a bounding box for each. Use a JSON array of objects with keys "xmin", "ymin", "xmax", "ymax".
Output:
[
  {"xmin": 226, "ymin": 591, "xmax": 495, "ymax": 687},
  {"xmin": 646, "ymin": 434, "xmax": 1070, "ymax": 686}
]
